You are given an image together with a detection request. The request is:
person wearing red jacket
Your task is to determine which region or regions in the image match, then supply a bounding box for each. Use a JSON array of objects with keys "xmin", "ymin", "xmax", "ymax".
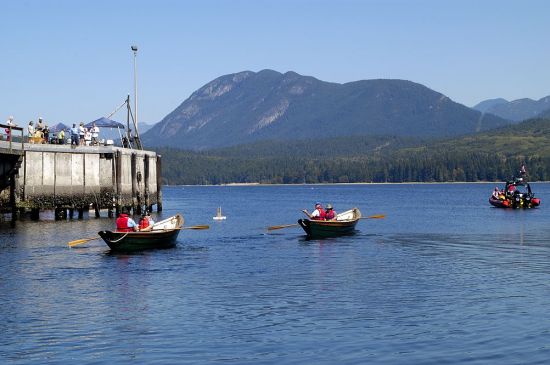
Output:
[
  {"xmin": 324, "ymin": 204, "xmax": 336, "ymax": 220},
  {"xmin": 138, "ymin": 211, "xmax": 155, "ymax": 231},
  {"xmin": 303, "ymin": 202, "xmax": 326, "ymax": 220},
  {"xmin": 116, "ymin": 211, "xmax": 139, "ymax": 232}
]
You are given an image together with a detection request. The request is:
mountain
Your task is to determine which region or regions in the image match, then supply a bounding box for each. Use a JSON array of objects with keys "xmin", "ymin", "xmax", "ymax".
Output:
[
  {"xmin": 138, "ymin": 122, "xmax": 156, "ymax": 134},
  {"xmin": 472, "ymin": 98, "xmax": 508, "ymax": 113},
  {"xmin": 142, "ymin": 70, "xmax": 509, "ymax": 150},
  {"xmin": 473, "ymin": 96, "xmax": 550, "ymax": 122}
]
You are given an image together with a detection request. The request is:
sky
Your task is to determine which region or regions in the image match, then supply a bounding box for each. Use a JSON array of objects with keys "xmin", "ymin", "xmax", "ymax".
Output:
[{"xmin": 2, "ymin": 0, "xmax": 550, "ymax": 128}]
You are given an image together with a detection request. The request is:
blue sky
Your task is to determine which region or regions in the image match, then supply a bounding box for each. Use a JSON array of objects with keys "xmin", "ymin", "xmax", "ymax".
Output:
[{"xmin": 2, "ymin": 0, "xmax": 549, "ymax": 128}]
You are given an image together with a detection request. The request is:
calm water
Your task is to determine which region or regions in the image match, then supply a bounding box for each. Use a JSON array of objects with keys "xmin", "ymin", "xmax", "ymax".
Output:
[{"xmin": 1, "ymin": 183, "xmax": 550, "ymax": 364}]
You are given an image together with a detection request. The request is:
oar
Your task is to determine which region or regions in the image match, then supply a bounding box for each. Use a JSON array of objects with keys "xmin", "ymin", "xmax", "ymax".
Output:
[
  {"xmin": 267, "ymin": 223, "xmax": 299, "ymax": 231},
  {"xmin": 360, "ymin": 214, "xmax": 386, "ymax": 219},
  {"xmin": 177, "ymin": 225, "xmax": 210, "ymax": 230},
  {"xmin": 68, "ymin": 237, "xmax": 100, "ymax": 247},
  {"xmin": 156, "ymin": 225, "xmax": 210, "ymax": 231}
]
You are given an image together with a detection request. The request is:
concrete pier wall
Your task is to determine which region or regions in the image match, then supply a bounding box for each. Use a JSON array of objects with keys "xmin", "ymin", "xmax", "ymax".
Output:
[{"xmin": 0, "ymin": 142, "xmax": 161, "ymax": 214}]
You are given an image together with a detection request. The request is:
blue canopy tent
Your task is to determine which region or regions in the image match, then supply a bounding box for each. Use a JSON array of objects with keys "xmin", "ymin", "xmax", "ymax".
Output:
[
  {"xmin": 85, "ymin": 117, "xmax": 125, "ymax": 130},
  {"xmin": 85, "ymin": 117, "xmax": 126, "ymax": 146}
]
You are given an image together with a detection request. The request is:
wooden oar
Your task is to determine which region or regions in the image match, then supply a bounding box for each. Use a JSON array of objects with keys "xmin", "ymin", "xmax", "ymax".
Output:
[
  {"xmin": 267, "ymin": 223, "xmax": 299, "ymax": 231},
  {"xmin": 176, "ymin": 225, "xmax": 210, "ymax": 230},
  {"xmin": 360, "ymin": 214, "xmax": 386, "ymax": 219},
  {"xmin": 150, "ymin": 225, "xmax": 211, "ymax": 231},
  {"xmin": 68, "ymin": 237, "xmax": 100, "ymax": 247}
]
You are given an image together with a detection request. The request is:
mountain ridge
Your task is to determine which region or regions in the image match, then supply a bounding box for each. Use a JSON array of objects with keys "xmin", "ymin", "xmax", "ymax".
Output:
[
  {"xmin": 142, "ymin": 70, "xmax": 509, "ymax": 150},
  {"xmin": 473, "ymin": 96, "xmax": 550, "ymax": 122}
]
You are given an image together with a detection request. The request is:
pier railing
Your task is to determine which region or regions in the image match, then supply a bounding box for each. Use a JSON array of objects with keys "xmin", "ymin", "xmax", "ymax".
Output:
[{"xmin": 0, "ymin": 123, "xmax": 24, "ymax": 154}]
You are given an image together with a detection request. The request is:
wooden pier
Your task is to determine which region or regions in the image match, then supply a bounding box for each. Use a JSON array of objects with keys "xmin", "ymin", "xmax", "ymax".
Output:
[{"xmin": 0, "ymin": 130, "xmax": 162, "ymax": 221}]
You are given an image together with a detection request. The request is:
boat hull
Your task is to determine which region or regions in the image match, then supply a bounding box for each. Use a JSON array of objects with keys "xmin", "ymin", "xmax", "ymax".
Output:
[
  {"xmin": 489, "ymin": 195, "xmax": 540, "ymax": 209},
  {"xmin": 298, "ymin": 208, "xmax": 361, "ymax": 238},
  {"xmin": 99, "ymin": 214, "xmax": 184, "ymax": 251}
]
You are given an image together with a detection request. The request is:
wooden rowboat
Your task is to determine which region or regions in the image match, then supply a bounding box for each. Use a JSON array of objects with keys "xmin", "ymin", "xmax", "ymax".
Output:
[
  {"xmin": 98, "ymin": 214, "xmax": 184, "ymax": 252},
  {"xmin": 298, "ymin": 208, "xmax": 362, "ymax": 238}
]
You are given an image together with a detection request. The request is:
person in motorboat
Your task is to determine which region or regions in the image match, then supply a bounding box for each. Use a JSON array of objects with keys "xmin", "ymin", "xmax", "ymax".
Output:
[
  {"xmin": 303, "ymin": 202, "xmax": 326, "ymax": 220},
  {"xmin": 325, "ymin": 204, "xmax": 337, "ymax": 220},
  {"xmin": 116, "ymin": 210, "xmax": 139, "ymax": 232}
]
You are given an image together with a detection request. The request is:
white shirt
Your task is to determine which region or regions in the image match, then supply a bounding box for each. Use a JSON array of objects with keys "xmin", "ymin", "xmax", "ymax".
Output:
[{"xmin": 311, "ymin": 208, "xmax": 323, "ymax": 218}]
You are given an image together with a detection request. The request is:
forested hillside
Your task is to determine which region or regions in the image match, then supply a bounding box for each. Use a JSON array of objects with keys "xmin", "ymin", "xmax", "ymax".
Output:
[{"xmin": 156, "ymin": 118, "xmax": 550, "ymax": 185}]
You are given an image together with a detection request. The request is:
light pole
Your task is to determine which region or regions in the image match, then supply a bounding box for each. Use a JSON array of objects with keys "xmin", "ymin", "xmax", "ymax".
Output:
[{"xmin": 131, "ymin": 45, "xmax": 139, "ymax": 138}]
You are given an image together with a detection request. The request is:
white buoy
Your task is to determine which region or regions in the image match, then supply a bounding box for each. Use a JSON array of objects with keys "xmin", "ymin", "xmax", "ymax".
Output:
[{"xmin": 213, "ymin": 206, "xmax": 226, "ymax": 220}]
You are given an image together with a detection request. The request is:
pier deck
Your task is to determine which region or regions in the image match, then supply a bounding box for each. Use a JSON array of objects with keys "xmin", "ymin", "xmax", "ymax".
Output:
[{"xmin": 0, "ymin": 139, "xmax": 162, "ymax": 220}]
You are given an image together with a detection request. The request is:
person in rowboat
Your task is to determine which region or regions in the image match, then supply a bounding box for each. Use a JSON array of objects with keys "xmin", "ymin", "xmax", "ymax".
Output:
[
  {"xmin": 138, "ymin": 211, "xmax": 155, "ymax": 231},
  {"xmin": 302, "ymin": 202, "xmax": 326, "ymax": 220},
  {"xmin": 324, "ymin": 204, "xmax": 337, "ymax": 220},
  {"xmin": 116, "ymin": 210, "xmax": 139, "ymax": 232}
]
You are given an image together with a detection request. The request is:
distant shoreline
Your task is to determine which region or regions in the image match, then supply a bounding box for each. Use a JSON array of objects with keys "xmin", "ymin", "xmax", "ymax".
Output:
[{"xmin": 164, "ymin": 180, "xmax": 550, "ymax": 187}]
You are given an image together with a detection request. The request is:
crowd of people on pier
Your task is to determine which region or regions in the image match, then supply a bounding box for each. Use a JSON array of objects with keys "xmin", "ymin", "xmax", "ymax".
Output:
[{"xmin": 2, "ymin": 115, "xmax": 102, "ymax": 146}]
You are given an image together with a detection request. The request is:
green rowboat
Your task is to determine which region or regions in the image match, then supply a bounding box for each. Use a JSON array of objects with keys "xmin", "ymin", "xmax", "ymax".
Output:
[
  {"xmin": 99, "ymin": 214, "xmax": 184, "ymax": 252},
  {"xmin": 298, "ymin": 208, "xmax": 362, "ymax": 238}
]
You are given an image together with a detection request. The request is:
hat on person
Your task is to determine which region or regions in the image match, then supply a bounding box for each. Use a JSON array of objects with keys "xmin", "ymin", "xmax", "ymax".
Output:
[
  {"xmin": 315, "ymin": 202, "xmax": 322, "ymax": 207},
  {"xmin": 326, "ymin": 204, "xmax": 333, "ymax": 210}
]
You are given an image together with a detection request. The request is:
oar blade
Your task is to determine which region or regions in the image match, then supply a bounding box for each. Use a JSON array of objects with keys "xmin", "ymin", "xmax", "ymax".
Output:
[
  {"xmin": 367, "ymin": 214, "xmax": 385, "ymax": 219},
  {"xmin": 267, "ymin": 223, "xmax": 299, "ymax": 231},
  {"xmin": 187, "ymin": 225, "xmax": 210, "ymax": 230},
  {"xmin": 68, "ymin": 237, "xmax": 98, "ymax": 247}
]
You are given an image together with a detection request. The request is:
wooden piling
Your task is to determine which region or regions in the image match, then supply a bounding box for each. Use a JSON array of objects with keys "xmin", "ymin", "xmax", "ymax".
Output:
[
  {"xmin": 115, "ymin": 150, "xmax": 122, "ymax": 216},
  {"xmin": 130, "ymin": 153, "xmax": 142, "ymax": 215},
  {"xmin": 144, "ymin": 154, "xmax": 150, "ymax": 209},
  {"xmin": 156, "ymin": 155, "xmax": 163, "ymax": 212},
  {"xmin": 9, "ymin": 173, "xmax": 17, "ymax": 222}
]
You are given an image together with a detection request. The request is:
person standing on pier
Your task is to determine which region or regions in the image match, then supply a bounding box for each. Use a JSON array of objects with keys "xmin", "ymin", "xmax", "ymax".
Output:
[
  {"xmin": 70, "ymin": 123, "xmax": 79, "ymax": 145},
  {"xmin": 37, "ymin": 117, "xmax": 44, "ymax": 132},
  {"xmin": 90, "ymin": 122, "xmax": 100, "ymax": 145},
  {"xmin": 27, "ymin": 121, "xmax": 35, "ymax": 142},
  {"xmin": 5, "ymin": 116, "xmax": 15, "ymax": 141},
  {"xmin": 78, "ymin": 122, "xmax": 85, "ymax": 146},
  {"xmin": 43, "ymin": 125, "xmax": 50, "ymax": 143},
  {"xmin": 57, "ymin": 129, "xmax": 65, "ymax": 144}
]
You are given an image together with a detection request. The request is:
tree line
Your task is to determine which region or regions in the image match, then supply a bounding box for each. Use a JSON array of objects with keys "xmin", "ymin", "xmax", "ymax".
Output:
[
  {"xmin": 155, "ymin": 118, "xmax": 550, "ymax": 185},
  {"xmin": 157, "ymin": 148, "xmax": 550, "ymax": 185}
]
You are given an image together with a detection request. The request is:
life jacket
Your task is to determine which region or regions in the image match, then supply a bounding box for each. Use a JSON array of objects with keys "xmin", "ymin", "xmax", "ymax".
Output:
[
  {"xmin": 312, "ymin": 208, "xmax": 326, "ymax": 220},
  {"xmin": 116, "ymin": 214, "xmax": 133, "ymax": 232},
  {"xmin": 139, "ymin": 216, "xmax": 150, "ymax": 230},
  {"xmin": 325, "ymin": 210, "xmax": 335, "ymax": 220}
]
